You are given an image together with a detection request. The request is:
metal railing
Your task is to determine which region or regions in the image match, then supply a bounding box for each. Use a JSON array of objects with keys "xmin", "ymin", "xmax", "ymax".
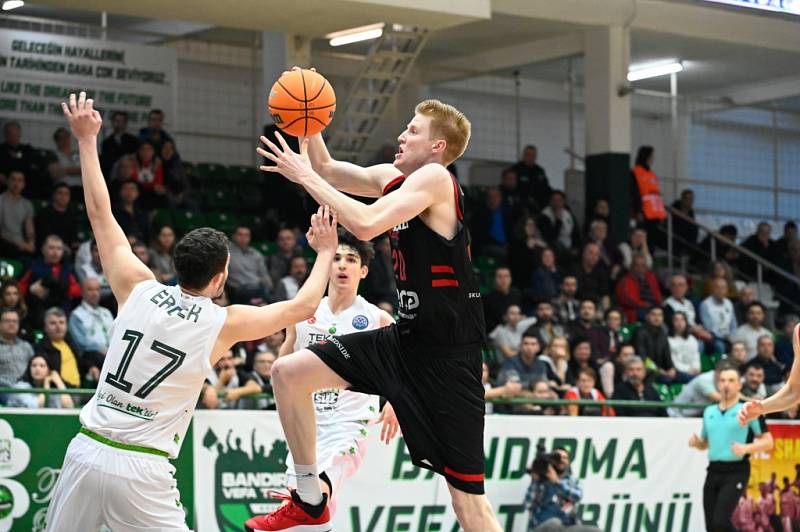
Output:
[
  {"xmin": 0, "ymin": 387, "xmax": 708, "ymax": 411},
  {"xmin": 666, "ymin": 205, "xmax": 800, "ymax": 313}
]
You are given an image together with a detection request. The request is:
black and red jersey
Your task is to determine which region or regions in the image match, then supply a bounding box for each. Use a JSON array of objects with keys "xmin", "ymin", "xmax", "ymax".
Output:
[{"xmin": 384, "ymin": 171, "xmax": 486, "ymax": 347}]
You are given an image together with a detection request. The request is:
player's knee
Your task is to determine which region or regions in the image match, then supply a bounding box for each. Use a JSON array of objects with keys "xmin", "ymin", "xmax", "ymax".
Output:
[{"xmin": 271, "ymin": 357, "xmax": 298, "ymax": 390}]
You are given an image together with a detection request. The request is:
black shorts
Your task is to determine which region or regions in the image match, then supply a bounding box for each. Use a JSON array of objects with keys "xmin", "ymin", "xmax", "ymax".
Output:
[{"xmin": 307, "ymin": 324, "xmax": 486, "ymax": 494}]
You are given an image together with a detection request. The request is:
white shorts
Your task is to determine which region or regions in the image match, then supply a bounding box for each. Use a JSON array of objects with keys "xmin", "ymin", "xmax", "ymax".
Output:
[
  {"xmin": 286, "ymin": 422, "xmax": 367, "ymax": 516},
  {"xmin": 45, "ymin": 432, "xmax": 190, "ymax": 532}
]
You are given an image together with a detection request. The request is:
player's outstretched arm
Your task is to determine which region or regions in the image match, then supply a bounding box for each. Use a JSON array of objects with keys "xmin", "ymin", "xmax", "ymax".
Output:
[
  {"xmin": 215, "ymin": 207, "xmax": 337, "ymax": 358},
  {"xmin": 739, "ymin": 323, "xmax": 800, "ymax": 425},
  {"xmin": 259, "ymin": 132, "xmax": 450, "ymax": 240},
  {"xmin": 62, "ymin": 92, "xmax": 154, "ymax": 307}
]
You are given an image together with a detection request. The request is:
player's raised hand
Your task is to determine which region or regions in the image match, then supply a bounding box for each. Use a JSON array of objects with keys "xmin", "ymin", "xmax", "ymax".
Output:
[
  {"xmin": 378, "ymin": 402, "xmax": 401, "ymax": 445},
  {"xmin": 61, "ymin": 92, "xmax": 103, "ymax": 142},
  {"xmin": 737, "ymin": 400, "xmax": 764, "ymax": 426},
  {"xmin": 257, "ymin": 131, "xmax": 313, "ymax": 184},
  {"xmin": 305, "ymin": 205, "xmax": 338, "ymax": 254}
]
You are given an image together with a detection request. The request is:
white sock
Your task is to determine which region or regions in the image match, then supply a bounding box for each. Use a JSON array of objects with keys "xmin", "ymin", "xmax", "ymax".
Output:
[{"xmin": 293, "ymin": 463, "xmax": 323, "ymax": 506}]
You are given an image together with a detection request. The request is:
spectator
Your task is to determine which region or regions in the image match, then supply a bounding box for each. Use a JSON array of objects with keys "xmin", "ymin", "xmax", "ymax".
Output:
[
  {"xmin": 635, "ymin": 305, "xmax": 687, "ymax": 384},
  {"xmin": 743, "ymin": 335, "xmax": 785, "ymax": 391},
  {"xmin": 524, "ymin": 451, "xmax": 583, "ymax": 531},
  {"xmin": 470, "ymin": 186, "xmax": 511, "ymax": 258},
  {"xmin": 482, "ymin": 361, "xmax": 522, "ymax": 415},
  {"xmin": 700, "ymin": 224, "xmax": 740, "ymax": 267},
  {"xmin": 523, "ymin": 380, "xmax": 563, "ymax": 416},
  {"xmin": 734, "ymin": 285, "xmax": 771, "ymax": 331},
  {"xmin": 499, "ymin": 168, "xmax": 525, "ymax": 212},
  {"xmin": 573, "ymin": 242, "xmax": 611, "ymax": 310},
  {"xmin": 615, "ymin": 253, "xmax": 663, "ymax": 322},
  {"xmin": 149, "ymin": 224, "xmax": 177, "ymax": 284},
  {"xmin": 728, "ymin": 341, "xmax": 749, "ymax": 370},
  {"xmin": 564, "ymin": 367, "xmax": 614, "ymax": 416},
  {"xmin": 100, "ymin": 111, "xmax": 139, "ymax": 176},
  {"xmin": 700, "ymin": 277, "xmax": 738, "ymax": 354},
  {"xmin": 111, "ymin": 179, "xmax": 150, "ymax": 243},
  {"xmin": 8, "ymin": 354, "xmax": 74, "ymax": 408},
  {"xmin": 701, "ymin": 260, "xmax": 737, "ymax": 300},
  {"xmin": 583, "ymin": 198, "xmax": 610, "ymax": 235},
  {"xmin": 630, "ymin": 145, "xmax": 666, "ymax": 249},
  {"xmin": 741, "ymin": 363, "xmax": 767, "ymax": 400},
  {"xmin": 733, "ymin": 302, "xmax": 772, "ymax": 362},
  {"xmin": 618, "ymin": 227, "xmax": 653, "ymax": 270},
  {"xmin": 0, "ymin": 170, "xmax": 35, "ymax": 258},
  {"xmin": 524, "ymin": 300, "xmax": 566, "ymax": 349},
  {"xmin": 585, "ymin": 219, "xmax": 622, "ymax": 280},
  {"xmin": 664, "ymin": 273, "xmax": 713, "ymax": 345},
  {"xmin": 1, "ymin": 281, "xmax": 31, "ymax": 340},
  {"xmin": 537, "ymin": 190, "xmax": 579, "ymax": 258},
  {"xmin": 160, "ymin": 140, "xmax": 193, "ymax": 210},
  {"xmin": 362, "ymin": 235, "xmax": 396, "ymax": 310},
  {"xmin": 540, "ymin": 336, "xmax": 571, "ymax": 391},
  {"xmin": 19, "ymin": 235, "xmax": 82, "ymax": 324},
  {"xmin": 229, "ymin": 351, "xmax": 276, "ymax": 410},
  {"xmin": 76, "ymin": 240, "xmax": 112, "ymax": 305},
  {"xmin": 668, "ymin": 360, "xmax": 727, "ymax": 418},
  {"xmin": 489, "ymin": 304, "xmax": 537, "ymax": 359},
  {"xmin": 599, "ymin": 343, "xmax": 636, "ymax": 398},
  {"xmin": 740, "ymin": 222, "xmax": 778, "ymax": 278},
  {"xmin": 127, "ymin": 141, "xmax": 166, "ymax": 209},
  {"xmin": 775, "ymin": 220, "xmax": 797, "ymax": 259},
  {"xmin": 603, "ymin": 307, "xmax": 625, "ymax": 361},
  {"xmin": 775, "ymin": 314, "xmax": 799, "ymax": 368},
  {"xmin": 35, "ymin": 307, "xmax": 82, "ymax": 388},
  {"xmin": 509, "ymin": 144, "xmax": 552, "ymax": 211},
  {"xmin": 553, "ymin": 275, "xmax": 580, "ymax": 325},
  {"xmin": 227, "ymin": 224, "xmax": 273, "ymax": 304},
  {"xmin": 508, "ymin": 216, "xmax": 547, "ymax": 292},
  {"xmin": 35, "ymin": 182, "xmax": 79, "ymax": 252},
  {"xmin": 670, "ymin": 189, "xmax": 699, "ymax": 255},
  {"xmin": 567, "ymin": 299, "xmax": 609, "ymax": 363},
  {"xmin": 498, "ymin": 333, "xmax": 557, "ymax": 391},
  {"xmin": 612, "ymin": 356, "xmax": 665, "ymax": 417},
  {"xmin": 68, "ymin": 278, "xmax": 114, "ymax": 376},
  {"xmin": 531, "ymin": 247, "xmax": 561, "ymax": 301},
  {"xmin": 203, "ymin": 350, "xmax": 258, "ymax": 410},
  {"xmin": 131, "ymin": 239, "xmax": 156, "ymax": 274},
  {"xmin": 0, "ymin": 308, "xmax": 34, "ymax": 402},
  {"xmin": 267, "ymin": 228, "xmax": 302, "ymax": 286},
  {"xmin": 0, "ymin": 121, "xmax": 43, "ymax": 193},
  {"xmin": 52, "ymin": 127, "xmax": 81, "ymax": 189},
  {"xmin": 274, "ymin": 256, "xmax": 308, "ymax": 301},
  {"xmin": 778, "ymin": 240, "xmax": 800, "ymax": 314},
  {"xmin": 668, "ymin": 311, "xmax": 702, "ymax": 378},
  {"xmin": 565, "ymin": 337, "xmax": 597, "ymax": 386},
  {"xmin": 483, "ymin": 266, "xmax": 523, "ymax": 332},
  {"xmin": 138, "ymin": 108, "xmax": 174, "ymax": 153}
]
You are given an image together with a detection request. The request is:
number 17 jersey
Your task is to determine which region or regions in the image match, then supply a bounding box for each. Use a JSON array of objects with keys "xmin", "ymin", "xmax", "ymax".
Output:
[{"xmin": 80, "ymin": 280, "xmax": 228, "ymax": 458}]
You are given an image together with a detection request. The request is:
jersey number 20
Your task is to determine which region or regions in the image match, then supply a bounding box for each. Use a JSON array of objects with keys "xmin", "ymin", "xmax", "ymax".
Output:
[{"xmin": 105, "ymin": 329, "xmax": 186, "ymax": 399}]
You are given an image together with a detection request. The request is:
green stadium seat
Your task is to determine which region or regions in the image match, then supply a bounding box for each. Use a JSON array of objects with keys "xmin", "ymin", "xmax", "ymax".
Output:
[
  {"xmin": 621, "ymin": 322, "xmax": 640, "ymax": 342},
  {"xmin": 252, "ymin": 240, "xmax": 276, "ymax": 257},
  {"xmin": 0, "ymin": 259, "xmax": 23, "ymax": 279},
  {"xmin": 303, "ymin": 246, "xmax": 317, "ymax": 260},
  {"xmin": 37, "ymin": 148, "xmax": 57, "ymax": 163},
  {"xmin": 173, "ymin": 211, "xmax": 207, "ymax": 233},
  {"xmin": 33, "ymin": 199, "xmax": 49, "ymax": 212},
  {"xmin": 203, "ymin": 188, "xmax": 238, "ymax": 211},
  {"xmin": 205, "ymin": 211, "xmax": 239, "ymax": 235},
  {"xmin": 228, "ymin": 165, "xmax": 262, "ymax": 184},
  {"xmin": 701, "ymin": 352, "xmax": 724, "ymax": 373},
  {"xmin": 196, "ymin": 163, "xmax": 228, "ymax": 181},
  {"xmin": 151, "ymin": 208, "xmax": 174, "ymax": 229},
  {"xmin": 669, "ymin": 383, "xmax": 684, "ymax": 398},
  {"xmin": 239, "ymin": 214, "xmax": 267, "ymax": 238},
  {"xmin": 237, "ymin": 183, "xmax": 264, "ymax": 212},
  {"xmin": 76, "ymin": 221, "xmax": 92, "ymax": 241},
  {"xmin": 654, "ymin": 383, "xmax": 672, "ymax": 401}
]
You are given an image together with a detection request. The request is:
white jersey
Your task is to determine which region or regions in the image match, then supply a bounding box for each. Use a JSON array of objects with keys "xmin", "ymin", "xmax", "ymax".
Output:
[
  {"xmin": 294, "ymin": 295, "xmax": 382, "ymax": 425},
  {"xmin": 80, "ymin": 280, "xmax": 227, "ymax": 458}
]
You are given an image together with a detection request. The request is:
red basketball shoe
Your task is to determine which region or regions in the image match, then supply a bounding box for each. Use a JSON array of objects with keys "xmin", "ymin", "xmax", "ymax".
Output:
[{"xmin": 244, "ymin": 490, "xmax": 331, "ymax": 532}]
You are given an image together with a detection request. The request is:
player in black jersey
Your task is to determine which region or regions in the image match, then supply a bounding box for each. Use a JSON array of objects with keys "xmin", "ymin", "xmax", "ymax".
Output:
[{"xmin": 246, "ymin": 73, "xmax": 501, "ymax": 532}]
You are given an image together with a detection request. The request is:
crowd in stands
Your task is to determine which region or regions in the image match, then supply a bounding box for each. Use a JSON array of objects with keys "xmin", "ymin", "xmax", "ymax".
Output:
[{"xmin": 1, "ymin": 114, "xmax": 799, "ymax": 422}]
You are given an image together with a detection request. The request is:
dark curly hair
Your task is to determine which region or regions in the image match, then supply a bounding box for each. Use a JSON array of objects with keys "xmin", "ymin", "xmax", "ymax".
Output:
[
  {"xmin": 173, "ymin": 227, "xmax": 229, "ymax": 290},
  {"xmin": 338, "ymin": 229, "xmax": 375, "ymax": 265}
]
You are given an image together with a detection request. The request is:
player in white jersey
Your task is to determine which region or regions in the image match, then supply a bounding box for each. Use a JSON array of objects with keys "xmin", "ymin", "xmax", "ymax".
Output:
[
  {"xmin": 278, "ymin": 231, "xmax": 398, "ymax": 518},
  {"xmin": 46, "ymin": 92, "xmax": 340, "ymax": 532}
]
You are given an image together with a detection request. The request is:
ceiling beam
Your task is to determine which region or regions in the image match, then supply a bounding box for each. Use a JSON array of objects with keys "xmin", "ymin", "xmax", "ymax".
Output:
[
  {"xmin": 708, "ymin": 74, "xmax": 800, "ymax": 106},
  {"xmin": 420, "ymin": 33, "xmax": 583, "ymax": 84}
]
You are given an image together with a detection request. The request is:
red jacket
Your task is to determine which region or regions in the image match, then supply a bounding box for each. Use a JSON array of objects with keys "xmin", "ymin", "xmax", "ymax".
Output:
[{"xmin": 615, "ymin": 271, "xmax": 663, "ymax": 322}]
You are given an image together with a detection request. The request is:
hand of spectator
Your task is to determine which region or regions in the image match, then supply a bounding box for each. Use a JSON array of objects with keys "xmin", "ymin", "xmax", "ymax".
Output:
[
  {"xmin": 661, "ymin": 368, "xmax": 677, "ymax": 379},
  {"xmin": 503, "ymin": 381, "xmax": 523, "ymax": 398},
  {"xmin": 224, "ymin": 389, "xmax": 240, "ymax": 402},
  {"xmin": 30, "ymin": 279, "xmax": 49, "ymax": 299},
  {"xmin": 378, "ymin": 402, "xmax": 401, "ymax": 444},
  {"xmin": 738, "ymin": 400, "xmax": 764, "ymax": 426},
  {"xmin": 62, "ymin": 92, "xmax": 102, "ymax": 143},
  {"xmin": 49, "ymin": 371, "xmax": 66, "ymax": 389},
  {"xmin": 305, "ymin": 205, "xmax": 338, "ymax": 255},
  {"xmin": 88, "ymin": 366, "xmax": 100, "ymax": 381},
  {"xmin": 546, "ymin": 465, "xmax": 560, "ymax": 483},
  {"xmin": 218, "ymin": 367, "xmax": 236, "ymax": 385},
  {"xmin": 731, "ymin": 442, "xmax": 748, "ymax": 457}
]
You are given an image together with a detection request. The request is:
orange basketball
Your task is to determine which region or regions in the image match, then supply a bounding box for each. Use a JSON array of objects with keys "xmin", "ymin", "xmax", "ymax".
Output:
[{"xmin": 268, "ymin": 69, "xmax": 336, "ymax": 137}]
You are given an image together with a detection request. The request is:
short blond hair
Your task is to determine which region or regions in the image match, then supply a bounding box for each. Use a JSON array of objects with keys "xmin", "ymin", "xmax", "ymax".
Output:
[{"xmin": 414, "ymin": 99, "xmax": 470, "ymax": 164}]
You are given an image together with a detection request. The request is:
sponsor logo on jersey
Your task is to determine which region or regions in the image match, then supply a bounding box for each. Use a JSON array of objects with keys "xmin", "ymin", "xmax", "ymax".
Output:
[
  {"xmin": 329, "ymin": 336, "xmax": 351, "ymax": 359},
  {"xmin": 352, "ymin": 315, "xmax": 369, "ymax": 330},
  {"xmin": 307, "ymin": 316, "xmax": 316, "ymax": 324},
  {"xmin": 397, "ymin": 289, "xmax": 420, "ymax": 319}
]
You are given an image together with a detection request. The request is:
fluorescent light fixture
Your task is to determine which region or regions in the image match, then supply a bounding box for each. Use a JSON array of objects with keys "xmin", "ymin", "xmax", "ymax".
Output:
[
  {"xmin": 1, "ymin": 0, "xmax": 25, "ymax": 10},
  {"xmin": 627, "ymin": 61, "xmax": 683, "ymax": 82},
  {"xmin": 326, "ymin": 23, "xmax": 384, "ymax": 47}
]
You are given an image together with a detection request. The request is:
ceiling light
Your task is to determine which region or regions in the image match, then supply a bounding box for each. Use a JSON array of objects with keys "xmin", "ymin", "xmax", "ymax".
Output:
[
  {"xmin": 326, "ymin": 23, "xmax": 384, "ymax": 47},
  {"xmin": 2, "ymin": 0, "xmax": 25, "ymax": 10},
  {"xmin": 627, "ymin": 61, "xmax": 683, "ymax": 82}
]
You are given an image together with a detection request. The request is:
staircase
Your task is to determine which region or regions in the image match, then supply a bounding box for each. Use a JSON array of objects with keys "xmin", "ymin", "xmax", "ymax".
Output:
[{"xmin": 326, "ymin": 23, "xmax": 429, "ymax": 163}]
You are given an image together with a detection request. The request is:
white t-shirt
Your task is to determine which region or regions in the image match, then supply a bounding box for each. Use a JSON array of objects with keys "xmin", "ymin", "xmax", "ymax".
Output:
[
  {"xmin": 668, "ymin": 335, "xmax": 701, "ymax": 375},
  {"xmin": 665, "ymin": 297, "xmax": 697, "ymax": 327},
  {"xmin": 733, "ymin": 324, "xmax": 773, "ymax": 362}
]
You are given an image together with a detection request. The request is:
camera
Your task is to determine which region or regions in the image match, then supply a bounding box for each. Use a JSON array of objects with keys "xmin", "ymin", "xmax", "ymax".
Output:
[{"xmin": 528, "ymin": 443, "xmax": 561, "ymax": 479}]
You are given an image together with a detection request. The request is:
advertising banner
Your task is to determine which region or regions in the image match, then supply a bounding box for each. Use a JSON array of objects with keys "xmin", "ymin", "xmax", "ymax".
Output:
[
  {"xmin": 0, "ymin": 30, "xmax": 177, "ymax": 127},
  {"xmin": 193, "ymin": 412, "xmax": 710, "ymax": 532}
]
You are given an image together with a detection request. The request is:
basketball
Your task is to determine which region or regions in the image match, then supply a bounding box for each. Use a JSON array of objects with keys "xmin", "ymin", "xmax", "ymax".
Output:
[{"xmin": 268, "ymin": 69, "xmax": 336, "ymax": 137}]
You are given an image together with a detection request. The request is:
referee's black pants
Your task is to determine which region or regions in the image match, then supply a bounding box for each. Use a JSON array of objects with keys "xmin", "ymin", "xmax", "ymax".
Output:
[{"xmin": 703, "ymin": 460, "xmax": 749, "ymax": 532}]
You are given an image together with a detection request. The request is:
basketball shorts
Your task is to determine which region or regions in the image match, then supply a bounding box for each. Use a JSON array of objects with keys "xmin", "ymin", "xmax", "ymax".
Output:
[
  {"xmin": 307, "ymin": 324, "xmax": 486, "ymax": 494},
  {"xmin": 45, "ymin": 432, "xmax": 189, "ymax": 532}
]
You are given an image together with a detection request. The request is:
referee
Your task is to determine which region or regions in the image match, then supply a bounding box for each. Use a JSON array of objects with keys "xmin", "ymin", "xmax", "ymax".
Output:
[{"xmin": 688, "ymin": 362, "xmax": 774, "ymax": 532}]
